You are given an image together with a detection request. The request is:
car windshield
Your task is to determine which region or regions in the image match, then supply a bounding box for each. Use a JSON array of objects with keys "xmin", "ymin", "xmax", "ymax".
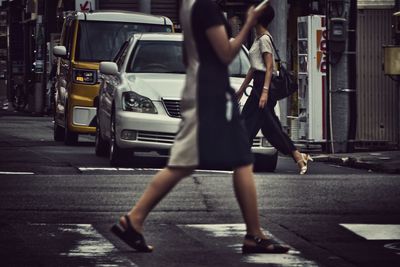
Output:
[
  {"xmin": 229, "ymin": 48, "xmax": 251, "ymax": 77},
  {"xmin": 128, "ymin": 41, "xmax": 186, "ymax": 74},
  {"xmin": 76, "ymin": 21, "xmax": 173, "ymax": 62},
  {"xmin": 128, "ymin": 40, "xmax": 250, "ymax": 76}
]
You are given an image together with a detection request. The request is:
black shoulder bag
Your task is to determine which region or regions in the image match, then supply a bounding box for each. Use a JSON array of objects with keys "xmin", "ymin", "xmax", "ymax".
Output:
[{"xmin": 264, "ymin": 35, "xmax": 298, "ymax": 101}]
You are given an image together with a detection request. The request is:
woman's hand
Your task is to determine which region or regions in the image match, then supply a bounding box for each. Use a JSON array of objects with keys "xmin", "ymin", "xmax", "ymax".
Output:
[{"xmin": 259, "ymin": 91, "xmax": 268, "ymax": 109}]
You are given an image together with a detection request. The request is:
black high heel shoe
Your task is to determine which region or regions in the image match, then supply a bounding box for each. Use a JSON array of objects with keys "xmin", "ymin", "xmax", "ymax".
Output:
[
  {"xmin": 242, "ymin": 234, "xmax": 289, "ymax": 254},
  {"xmin": 111, "ymin": 214, "xmax": 153, "ymax": 252}
]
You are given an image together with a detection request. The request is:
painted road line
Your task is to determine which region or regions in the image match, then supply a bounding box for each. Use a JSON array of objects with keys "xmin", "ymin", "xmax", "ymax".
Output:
[
  {"xmin": 78, "ymin": 167, "xmax": 233, "ymax": 174},
  {"xmin": 384, "ymin": 242, "xmax": 400, "ymax": 255},
  {"xmin": 0, "ymin": 171, "xmax": 35, "ymax": 175},
  {"xmin": 79, "ymin": 167, "xmax": 163, "ymax": 172},
  {"xmin": 340, "ymin": 224, "xmax": 400, "ymax": 240},
  {"xmin": 79, "ymin": 167, "xmax": 121, "ymax": 171},
  {"xmin": 180, "ymin": 223, "xmax": 318, "ymax": 266},
  {"xmin": 29, "ymin": 223, "xmax": 137, "ymax": 266}
]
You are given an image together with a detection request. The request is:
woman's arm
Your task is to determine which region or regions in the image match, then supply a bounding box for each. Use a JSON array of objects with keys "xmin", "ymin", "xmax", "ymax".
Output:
[
  {"xmin": 258, "ymin": 52, "xmax": 274, "ymax": 109},
  {"xmin": 236, "ymin": 68, "xmax": 255, "ymax": 101},
  {"xmin": 205, "ymin": 6, "xmax": 265, "ymax": 65}
]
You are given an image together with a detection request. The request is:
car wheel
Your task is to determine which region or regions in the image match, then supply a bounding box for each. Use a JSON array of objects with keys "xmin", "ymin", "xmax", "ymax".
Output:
[
  {"xmin": 109, "ymin": 112, "xmax": 133, "ymax": 166},
  {"xmin": 253, "ymin": 151, "xmax": 278, "ymax": 172},
  {"xmin": 53, "ymin": 119, "xmax": 65, "ymax": 141},
  {"xmin": 95, "ymin": 124, "xmax": 109, "ymax": 157},
  {"xmin": 64, "ymin": 113, "xmax": 78, "ymax": 145}
]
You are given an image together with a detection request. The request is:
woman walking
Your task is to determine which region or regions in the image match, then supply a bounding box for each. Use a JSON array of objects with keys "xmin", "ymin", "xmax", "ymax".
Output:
[
  {"xmin": 110, "ymin": 0, "xmax": 289, "ymax": 254},
  {"xmin": 236, "ymin": 5, "xmax": 313, "ymax": 175}
]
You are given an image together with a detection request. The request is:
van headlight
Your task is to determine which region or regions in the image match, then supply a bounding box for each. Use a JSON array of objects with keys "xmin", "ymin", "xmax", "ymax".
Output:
[
  {"xmin": 122, "ymin": 91, "xmax": 158, "ymax": 114},
  {"xmin": 73, "ymin": 69, "xmax": 97, "ymax": 84}
]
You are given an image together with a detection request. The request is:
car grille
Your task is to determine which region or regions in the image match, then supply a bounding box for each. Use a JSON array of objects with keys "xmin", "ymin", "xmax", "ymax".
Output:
[
  {"xmin": 137, "ymin": 131, "xmax": 176, "ymax": 144},
  {"xmin": 136, "ymin": 130, "xmax": 263, "ymax": 148},
  {"xmin": 252, "ymin": 137, "xmax": 262, "ymax": 147},
  {"xmin": 162, "ymin": 98, "xmax": 181, "ymax": 118}
]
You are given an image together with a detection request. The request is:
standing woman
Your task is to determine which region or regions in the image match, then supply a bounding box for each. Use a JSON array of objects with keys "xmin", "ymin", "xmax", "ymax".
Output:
[
  {"xmin": 110, "ymin": 0, "xmax": 289, "ymax": 254},
  {"xmin": 236, "ymin": 5, "xmax": 313, "ymax": 175}
]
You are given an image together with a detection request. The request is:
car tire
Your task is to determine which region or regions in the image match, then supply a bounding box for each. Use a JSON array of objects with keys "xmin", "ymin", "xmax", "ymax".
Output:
[
  {"xmin": 64, "ymin": 113, "xmax": 78, "ymax": 145},
  {"xmin": 253, "ymin": 151, "xmax": 278, "ymax": 172},
  {"xmin": 95, "ymin": 124, "xmax": 109, "ymax": 157},
  {"xmin": 53, "ymin": 120, "xmax": 65, "ymax": 141},
  {"xmin": 109, "ymin": 112, "xmax": 133, "ymax": 167}
]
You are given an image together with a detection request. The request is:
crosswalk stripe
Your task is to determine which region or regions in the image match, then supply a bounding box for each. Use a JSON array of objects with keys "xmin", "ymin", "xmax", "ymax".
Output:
[
  {"xmin": 30, "ymin": 223, "xmax": 137, "ymax": 266},
  {"xmin": 340, "ymin": 224, "xmax": 400, "ymax": 240},
  {"xmin": 180, "ymin": 223, "xmax": 319, "ymax": 266}
]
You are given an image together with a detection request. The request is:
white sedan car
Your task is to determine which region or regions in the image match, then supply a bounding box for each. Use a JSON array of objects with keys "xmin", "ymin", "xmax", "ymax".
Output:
[{"xmin": 96, "ymin": 33, "xmax": 278, "ymax": 171}]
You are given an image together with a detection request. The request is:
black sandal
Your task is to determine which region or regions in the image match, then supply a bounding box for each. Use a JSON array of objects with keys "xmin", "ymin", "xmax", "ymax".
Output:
[
  {"xmin": 110, "ymin": 215, "xmax": 153, "ymax": 252},
  {"xmin": 242, "ymin": 234, "xmax": 289, "ymax": 254}
]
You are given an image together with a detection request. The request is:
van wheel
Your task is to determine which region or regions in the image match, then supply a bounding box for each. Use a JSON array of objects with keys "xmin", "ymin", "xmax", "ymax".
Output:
[
  {"xmin": 64, "ymin": 117, "xmax": 78, "ymax": 145},
  {"xmin": 53, "ymin": 120, "xmax": 65, "ymax": 141},
  {"xmin": 254, "ymin": 152, "xmax": 278, "ymax": 172},
  {"xmin": 95, "ymin": 125, "xmax": 109, "ymax": 157},
  {"xmin": 109, "ymin": 112, "xmax": 132, "ymax": 166},
  {"xmin": 64, "ymin": 127, "xmax": 78, "ymax": 145}
]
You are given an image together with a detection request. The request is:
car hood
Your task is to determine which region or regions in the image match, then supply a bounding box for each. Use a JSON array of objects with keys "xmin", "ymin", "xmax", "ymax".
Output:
[
  {"xmin": 125, "ymin": 73, "xmax": 185, "ymax": 100},
  {"xmin": 124, "ymin": 74, "xmax": 250, "ymax": 103}
]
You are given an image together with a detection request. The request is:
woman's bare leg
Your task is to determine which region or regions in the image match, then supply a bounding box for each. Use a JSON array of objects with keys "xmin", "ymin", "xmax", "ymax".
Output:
[
  {"xmin": 234, "ymin": 164, "xmax": 289, "ymax": 251},
  {"xmin": 232, "ymin": 164, "xmax": 265, "ymax": 238},
  {"xmin": 122, "ymin": 167, "xmax": 195, "ymax": 232},
  {"xmin": 292, "ymin": 150, "xmax": 304, "ymax": 166}
]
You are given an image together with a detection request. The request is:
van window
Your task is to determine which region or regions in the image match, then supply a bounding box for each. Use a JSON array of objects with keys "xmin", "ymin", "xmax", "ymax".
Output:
[
  {"xmin": 75, "ymin": 21, "xmax": 172, "ymax": 62},
  {"xmin": 61, "ymin": 19, "xmax": 75, "ymax": 59}
]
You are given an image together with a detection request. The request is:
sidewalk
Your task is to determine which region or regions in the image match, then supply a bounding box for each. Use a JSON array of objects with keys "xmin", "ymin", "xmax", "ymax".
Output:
[{"xmin": 313, "ymin": 150, "xmax": 400, "ymax": 174}]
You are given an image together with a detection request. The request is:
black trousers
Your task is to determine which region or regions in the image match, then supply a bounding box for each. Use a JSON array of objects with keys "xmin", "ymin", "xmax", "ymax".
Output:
[{"xmin": 241, "ymin": 70, "xmax": 297, "ymax": 156}]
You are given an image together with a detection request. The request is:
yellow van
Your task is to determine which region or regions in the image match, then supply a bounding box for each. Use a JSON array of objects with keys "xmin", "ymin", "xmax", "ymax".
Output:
[{"xmin": 53, "ymin": 11, "xmax": 173, "ymax": 145}]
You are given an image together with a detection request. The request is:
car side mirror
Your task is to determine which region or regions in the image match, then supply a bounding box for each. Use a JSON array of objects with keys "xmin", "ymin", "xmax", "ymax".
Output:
[
  {"xmin": 53, "ymin": 46, "xmax": 67, "ymax": 57},
  {"xmin": 100, "ymin": 62, "xmax": 119, "ymax": 75}
]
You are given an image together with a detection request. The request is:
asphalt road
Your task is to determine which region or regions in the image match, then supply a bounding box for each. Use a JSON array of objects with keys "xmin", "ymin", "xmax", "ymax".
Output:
[{"xmin": 0, "ymin": 114, "xmax": 399, "ymax": 267}]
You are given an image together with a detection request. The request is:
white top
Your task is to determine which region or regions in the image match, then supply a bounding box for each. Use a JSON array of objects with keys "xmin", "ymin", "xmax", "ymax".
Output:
[{"xmin": 248, "ymin": 33, "xmax": 276, "ymax": 73}]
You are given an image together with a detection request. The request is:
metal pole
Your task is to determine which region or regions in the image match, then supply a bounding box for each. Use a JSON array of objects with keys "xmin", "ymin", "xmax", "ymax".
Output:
[
  {"xmin": 269, "ymin": 0, "xmax": 288, "ymax": 128},
  {"xmin": 325, "ymin": 0, "xmax": 332, "ymax": 153},
  {"xmin": 396, "ymin": 0, "xmax": 400, "ymax": 148},
  {"xmin": 328, "ymin": 0, "xmax": 352, "ymax": 153},
  {"xmin": 33, "ymin": 14, "xmax": 44, "ymax": 114}
]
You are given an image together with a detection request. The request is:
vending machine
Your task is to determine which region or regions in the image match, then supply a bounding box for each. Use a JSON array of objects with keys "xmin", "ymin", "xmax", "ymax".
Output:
[{"xmin": 295, "ymin": 15, "xmax": 327, "ymax": 143}]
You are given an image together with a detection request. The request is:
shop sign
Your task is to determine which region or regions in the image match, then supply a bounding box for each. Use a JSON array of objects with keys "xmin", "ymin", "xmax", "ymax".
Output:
[{"xmin": 75, "ymin": 0, "xmax": 96, "ymax": 12}]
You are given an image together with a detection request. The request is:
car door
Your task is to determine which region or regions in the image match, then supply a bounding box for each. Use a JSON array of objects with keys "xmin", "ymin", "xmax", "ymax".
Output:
[
  {"xmin": 55, "ymin": 18, "xmax": 74, "ymax": 125},
  {"xmin": 101, "ymin": 74, "xmax": 116, "ymax": 139},
  {"xmin": 101, "ymin": 41, "xmax": 130, "ymax": 139}
]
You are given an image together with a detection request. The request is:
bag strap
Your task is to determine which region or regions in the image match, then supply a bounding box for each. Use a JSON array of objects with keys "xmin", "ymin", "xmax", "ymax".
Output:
[{"xmin": 260, "ymin": 33, "xmax": 281, "ymax": 63}]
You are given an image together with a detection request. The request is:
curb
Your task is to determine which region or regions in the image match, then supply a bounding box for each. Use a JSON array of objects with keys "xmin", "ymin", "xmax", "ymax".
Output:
[{"xmin": 313, "ymin": 154, "xmax": 400, "ymax": 174}]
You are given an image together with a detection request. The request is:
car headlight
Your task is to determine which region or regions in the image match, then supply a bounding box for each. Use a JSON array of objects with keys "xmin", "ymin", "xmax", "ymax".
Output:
[
  {"xmin": 73, "ymin": 69, "xmax": 97, "ymax": 84},
  {"xmin": 122, "ymin": 91, "xmax": 158, "ymax": 114},
  {"xmin": 261, "ymin": 137, "xmax": 271, "ymax": 147}
]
